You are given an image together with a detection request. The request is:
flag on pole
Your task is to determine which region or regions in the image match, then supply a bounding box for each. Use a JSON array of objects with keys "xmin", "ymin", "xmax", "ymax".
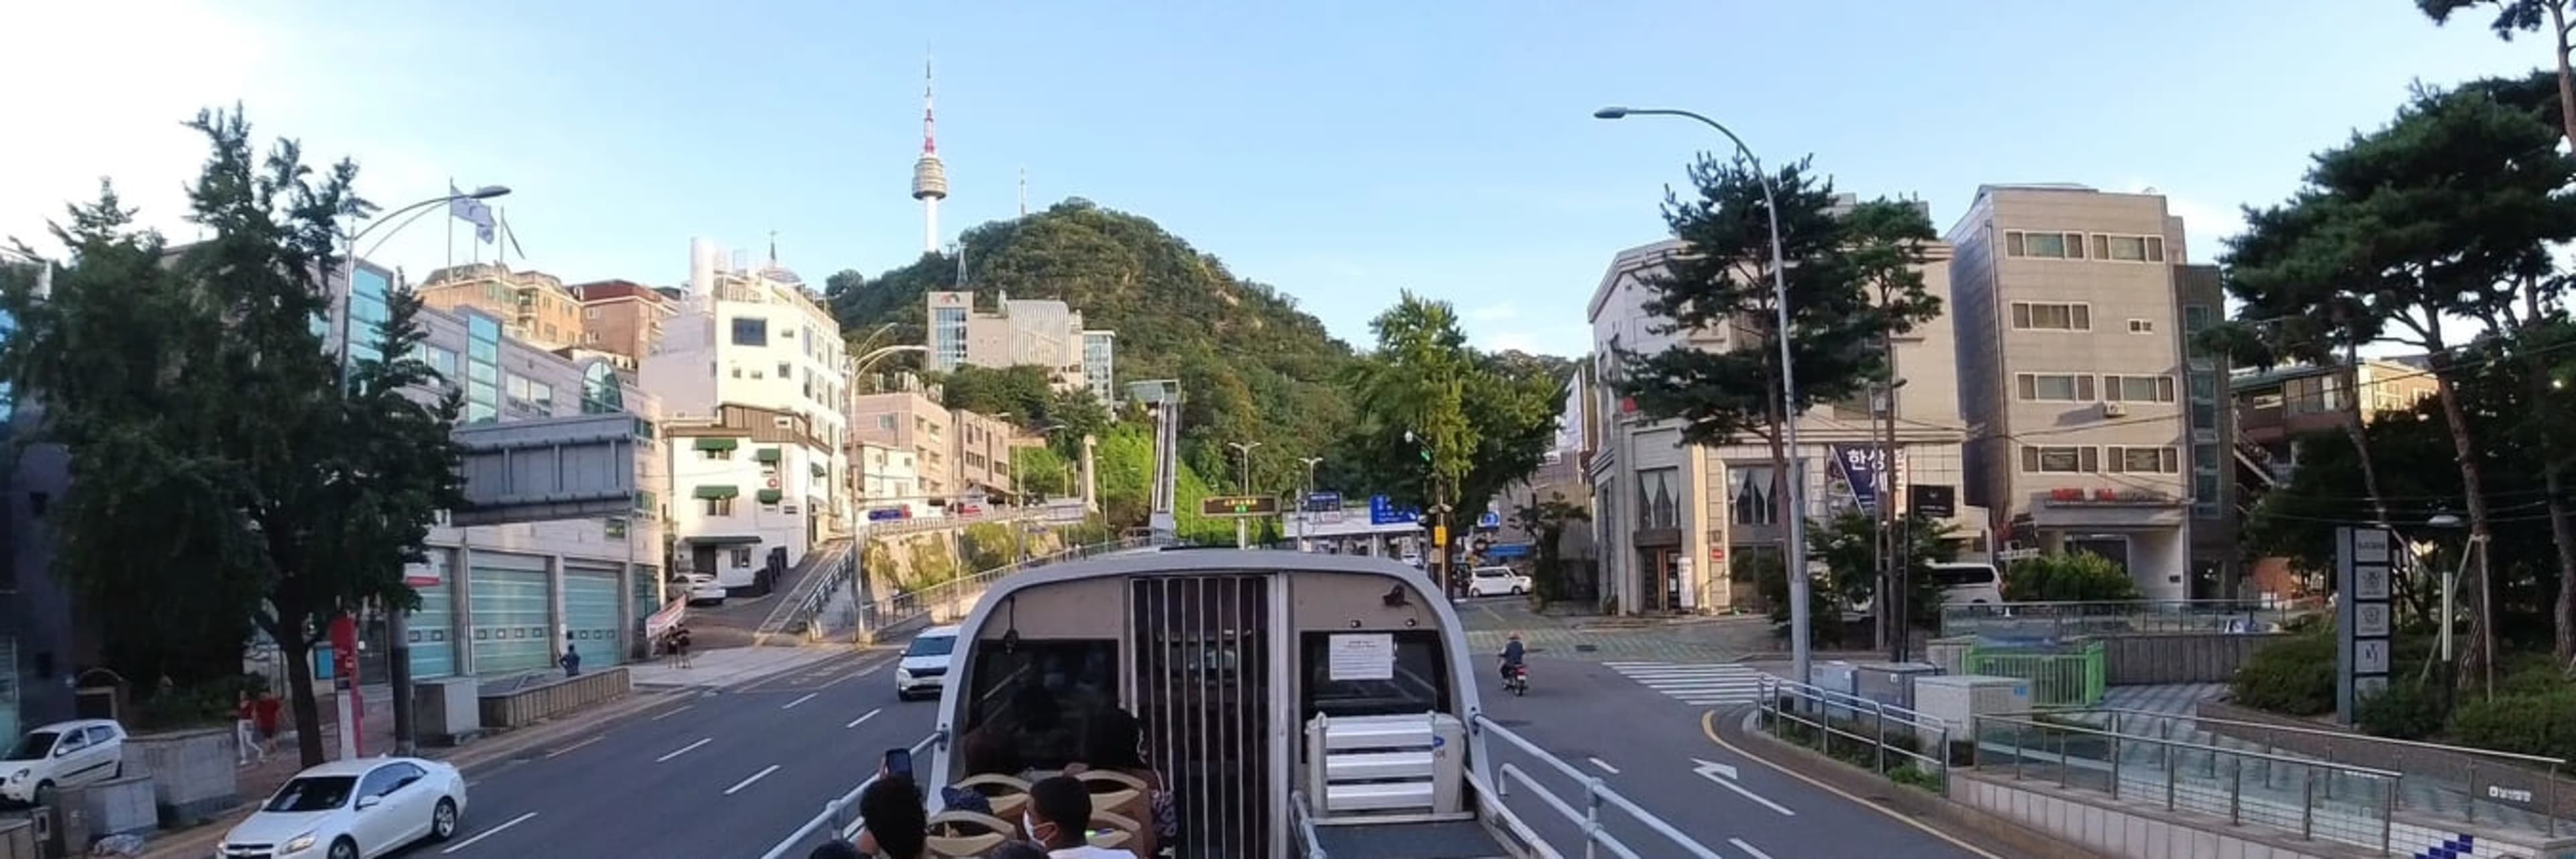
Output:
[{"xmin": 447, "ymin": 184, "xmax": 496, "ymax": 244}]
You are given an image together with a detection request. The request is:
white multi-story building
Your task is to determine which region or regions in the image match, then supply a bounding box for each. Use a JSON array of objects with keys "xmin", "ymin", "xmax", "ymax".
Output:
[
  {"xmin": 852, "ymin": 440, "xmax": 926, "ymax": 517},
  {"xmin": 641, "ymin": 239, "xmax": 853, "ymax": 569},
  {"xmin": 1081, "ymin": 330, "xmax": 1117, "ymax": 404},
  {"xmin": 924, "ymin": 290, "xmax": 1108, "ymax": 397},
  {"xmin": 1584, "ymin": 198, "xmax": 1985, "ymax": 616},
  {"xmin": 665, "ymin": 404, "xmax": 838, "ymax": 591}
]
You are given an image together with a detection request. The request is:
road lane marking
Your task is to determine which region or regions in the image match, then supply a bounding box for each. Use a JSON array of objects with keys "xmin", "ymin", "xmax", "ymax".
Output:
[
  {"xmin": 1588, "ymin": 757, "xmax": 1620, "ymax": 775},
  {"xmin": 657, "ymin": 738, "xmax": 713, "ymax": 762},
  {"xmin": 782, "ymin": 693, "xmax": 819, "ymax": 709},
  {"xmin": 846, "ymin": 708, "xmax": 882, "ymax": 729},
  {"xmin": 542, "ymin": 736, "xmax": 604, "ymax": 759},
  {"xmin": 1701, "ymin": 711, "xmax": 2007, "ymax": 859},
  {"xmin": 650, "ymin": 703, "xmax": 694, "ymax": 721},
  {"xmin": 724, "ymin": 764, "xmax": 782, "ymax": 795},
  {"xmin": 441, "ymin": 811, "xmax": 537, "ymax": 854},
  {"xmin": 1692, "ymin": 758, "xmax": 1794, "ymax": 815},
  {"xmin": 1729, "ymin": 838, "xmax": 1776, "ymax": 859},
  {"xmin": 826, "ymin": 665, "xmax": 883, "ymax": 687}
]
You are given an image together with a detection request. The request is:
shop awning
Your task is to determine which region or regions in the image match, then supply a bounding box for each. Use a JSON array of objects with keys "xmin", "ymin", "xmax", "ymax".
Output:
[
  {"xmin": 684, "ymin": 534, "xmax": 762, "ymax": 545},
  {"xmin": 692, "ymin": 438, "xmax": 739, "ymax": 452},
  {"xmin": 692, "ymin": 485, "xmax": 740, "ymax": 500},
  {"xmin": 755, "ymin": 447, "xmax": 784, "ymax": 463},
  {"xmin": 810, "ymin": 463, "xmax": 828, "ymax": 478},
  {"xmin": 757, "ymin": 489, "xmax": 784, "ymax": 505}
]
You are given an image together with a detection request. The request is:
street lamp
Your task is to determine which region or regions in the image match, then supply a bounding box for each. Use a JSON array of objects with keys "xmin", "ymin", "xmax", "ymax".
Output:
[
  {"xmin": 1595, "ymin": 105, "xmax": 1815, "ymax": 687},
  {"xmin": 1227, "ymin": 442, "xmax": 1262, "ymax": 548},
  {"xmin": 1297, "ymin": 456, "xmax": 1324, "ymax": 552},
  {"xmin": 2426, "ymin": 514, "xmax": 2483, "ymax": 672},
  {"xmin": 337, "ymin": 185, "xmax": 506, "ymax": 759}
]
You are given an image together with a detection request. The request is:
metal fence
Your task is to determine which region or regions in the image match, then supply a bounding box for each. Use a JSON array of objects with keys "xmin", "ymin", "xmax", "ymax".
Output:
[
  {"xmin": 1939, "ymin": 599, "xmax": 2304, "ymax": 639},
  {"xmin": 2061, "ymin": 707, "xmax": 2569, "ymax": 840},
  {"xmin": 1756, "ymin": 676, "xmax": 1955, "ymax": 794},
  {"xmin": 1962, "ymin": 638, "xmax": 2106, "ymax": 707},
  {"xmin": 1974, "ymin": 711, "xmax": 2403, "ymax": 854},
  {"xmin": 824, "ymin": 537, "xmax": 1152, "ymax": 638},
  {"xmin": 1459, "ymin": 713, "xmax": 1723, "ymax": 859}
]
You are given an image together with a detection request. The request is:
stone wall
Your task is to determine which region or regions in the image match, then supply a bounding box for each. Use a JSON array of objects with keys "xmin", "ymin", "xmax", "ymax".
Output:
[
  {"xmin": 122, "ymin": 727, "xmax": 235, "ymax": 825},
  {"xmin": 478, "ymin": 666, "xmax": 629, "ymax": 729}
]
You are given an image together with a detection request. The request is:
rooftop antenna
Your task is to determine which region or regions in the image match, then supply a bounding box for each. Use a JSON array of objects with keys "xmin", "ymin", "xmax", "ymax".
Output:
[{"xmin": 768, "ymin": 230, "xmax": 778, "ymax": 265}]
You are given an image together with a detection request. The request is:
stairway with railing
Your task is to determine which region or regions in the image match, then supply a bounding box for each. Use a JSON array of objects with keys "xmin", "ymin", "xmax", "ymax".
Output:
[
  {"xmin": 807, "ymin": 537, "xmax": 1153, "ymax": 643},
  {"xmin": 751, "ymin": 538, "xmax": 857, "ymax": 646}
]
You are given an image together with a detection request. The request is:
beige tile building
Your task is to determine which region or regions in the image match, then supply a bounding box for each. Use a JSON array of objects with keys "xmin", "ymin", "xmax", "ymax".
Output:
[
  {"xmin": 1583, "ymin": 200, "xmax": 1984, "ymax": 616},
  {"xmin": 418, "ymin": 263, "xmax": 586, "ymax": 351},
  {"xmin": 570, "ymin": 279, "xmax": 676, "ymax": 367},
  {"xmin": 1947, "ymin": 185, "xmax": 2205, "ymax": 599}
]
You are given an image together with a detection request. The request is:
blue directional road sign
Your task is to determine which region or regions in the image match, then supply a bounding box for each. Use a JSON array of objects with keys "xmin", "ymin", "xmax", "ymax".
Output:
[{"xmin": 1368, "ymin": 495, "xmax": 1423, "ymax": 525}]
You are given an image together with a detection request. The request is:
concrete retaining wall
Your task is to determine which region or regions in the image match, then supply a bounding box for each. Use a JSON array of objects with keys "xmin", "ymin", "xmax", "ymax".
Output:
[
  {"xmin": 2102, "ymin": 633, "xmax": 2282, "ymax": 685},
  {"xmin": 83, "ymin": 774, "xmax": 156, "ymax": 838},
  {"xmin": 478, "ymin": 667, "xmax": 630, "ymax": 729},
  {"xmin": 123, "ymin": 727, "xmax": 236, "ymax": 826},
  {"xmin": 2196, "ymin": 698, "xmax": 2576, "ymax": 824},
  {"xmin": 1955, "ymin": 771, "xmax": 2341, "ymax": 859}
]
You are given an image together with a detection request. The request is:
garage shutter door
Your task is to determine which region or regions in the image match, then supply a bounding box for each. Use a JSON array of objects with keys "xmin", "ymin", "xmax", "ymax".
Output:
[
  {"xmin": 470, "ymin": 553, "xmax": 551, "ymax": 674},
  {"xmin": 564, "ymin": 564, "xmax": 623, "ymax": 668},
  {"xmin": 407, "ymin": 552, "xmax": 458, "ymax": 680}
]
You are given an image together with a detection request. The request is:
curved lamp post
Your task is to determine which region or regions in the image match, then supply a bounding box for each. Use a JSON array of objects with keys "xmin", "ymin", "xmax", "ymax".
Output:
[
  {"xmin": 339, "ymin": 185, "xmax": 511, "ymax": 385},
  {"xmin": 1593, "ymin": 105, "xmax": 1813, "ymax": 687}
]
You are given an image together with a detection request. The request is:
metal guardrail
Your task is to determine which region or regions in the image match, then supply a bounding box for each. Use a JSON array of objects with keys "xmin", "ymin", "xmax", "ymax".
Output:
[
  {"xmin": 2065, "ymin": 707, "xmax": 2567, "ymax": 838},
  {"xmin": 863, "ymin": 507, "xmax": 1042, "ymax": 538},
  {"xmin": 761, "ymin": 539, "xmax": 856, "ymax": 643},
  {"xmin": 1470, "ymin": 713, "xmax": 1724, "ymax": 859},
  {"xmin": 758, "ymin": 731, "xmax": 944, "ymax": 859},
  {"xmin": 1755, "ymin": 676, "xmax": 1954, "ymax": 794},
  {"xmin": 1974, "ymin": 711, "xmax": 2402, "ymax": 854},
  {"xmin": 1939, "ymin": 599, "xmax": 2306, "ymax": 639},
  {"xmin": 828, "ymin": 537, "xmax": 1152, "ymax": 637}
]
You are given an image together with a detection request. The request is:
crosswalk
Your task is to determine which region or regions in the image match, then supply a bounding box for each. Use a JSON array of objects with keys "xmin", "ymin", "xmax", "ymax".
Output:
[{"xmin": 1605, "ymin": 661, "xmax": 1769, "ymax": 706}]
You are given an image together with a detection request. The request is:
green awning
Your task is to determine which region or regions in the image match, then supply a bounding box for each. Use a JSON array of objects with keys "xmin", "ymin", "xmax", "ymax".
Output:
[
  {"xmin": 692, "ymin": 438, "xmax": 739, "ymax": 452},
  {"xmin": 757, "ymin": 489, "xmax": 784, "ymax": 505},
  {"xmin": 810, "ymin": 463, "xmax": 828, "ymax": 478},
  {"xmin": 754, "ymin": 447, "xmax": 784, "ymax": 463},
  {"xmin": 692, "ymin": 485, "xmax": 739, "ymax": 500}
]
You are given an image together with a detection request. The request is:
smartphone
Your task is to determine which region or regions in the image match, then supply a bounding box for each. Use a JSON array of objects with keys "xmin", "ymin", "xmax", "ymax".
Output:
[{"xmin": 883, "ymin": 747, "xmax": 913, "ymax": 779}]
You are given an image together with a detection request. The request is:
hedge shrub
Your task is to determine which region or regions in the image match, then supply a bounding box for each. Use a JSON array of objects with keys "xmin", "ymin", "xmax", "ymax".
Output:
[
  {"xmin": 2452, "ymin": 691, "xmax": 2576, "ymax": 762},
  {"xmin": 2230, "ymin": 629, "xmax": 2338, "ymax": 716}
]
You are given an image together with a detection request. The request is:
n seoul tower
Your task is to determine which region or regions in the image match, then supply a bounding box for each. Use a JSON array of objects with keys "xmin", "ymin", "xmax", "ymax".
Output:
[{"xmin": 910, "ymin": 58, "xmax": 950, "ymax": 254}]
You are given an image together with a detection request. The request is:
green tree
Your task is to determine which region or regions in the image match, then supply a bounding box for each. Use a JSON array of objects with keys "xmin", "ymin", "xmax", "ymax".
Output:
[
  {"xmin": 936, "ymin": 365, "xmax": 1055, "ymax": 424},
  {"xmin": 1615, "ymin": 156, "xmax": 1945, "ymax": 576},
  {"xmin": 2418, "ymin": 1, "xmax": 2576, "ymax": 152},
  {"xmin": 1807, "ymin": 511, "xmax": 1957, "ymax": 631},
  {"xmin": 2224, "ymin": 81, "xmax": 2576, "ymax": 681},
  {"xmin": 1013, "ymin": 445, "xmax": 1075, "ymax": 501},
  {"xmin": 0, "ymin": 108, "xmax": 465, "ymax": 766},
  {"xmin": 2005, "ymin": 554, "xmax": 2146, "ymax": 603},
  {"xmin": 1509, "ymin": 491, "xmax": 1591, "ymax": 608}
]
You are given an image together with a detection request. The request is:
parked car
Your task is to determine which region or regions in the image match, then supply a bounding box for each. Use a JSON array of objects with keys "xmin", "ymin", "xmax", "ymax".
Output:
[
  {"xmin": 219, "ymin": 756, "xmax": 468, "ymax": 859},
  {"xmin": 0, "ymin": 719, "xmax": 123, "ymax": 807},
  {"xmin": 1466, "ymin": 566, "xmax": 1533, "ymax": 597},
  {"xmin": 896, "ymin": 625, "xmax": 960, "ymax": 701},
  {"xmin": 675, "ymin": 572, "xmax": 727, "ymax": 606}
]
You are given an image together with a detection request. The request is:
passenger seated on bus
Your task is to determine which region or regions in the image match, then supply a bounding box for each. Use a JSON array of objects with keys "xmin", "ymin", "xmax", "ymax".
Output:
[
  {"xmin": 1064, "ymin": 709, "xmax": 1173, "ymax": 857},
  {"xmin": 1023, "ymin": 775, "xmax": 1136, "ymax": 859},
  {"xmin": 807, "ymin": 840, "xmax": 864, "ymax": 859},
  {"xmin": 855, "ymin": 774, "xmax": 930, "ymax": 859},
  {"xmin": 988, "ymin": 843, "xmax": 1050, "ymax": 859}
]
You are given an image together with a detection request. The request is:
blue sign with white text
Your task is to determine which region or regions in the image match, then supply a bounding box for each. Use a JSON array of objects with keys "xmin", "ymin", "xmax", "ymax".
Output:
[
  {"xmin": 1368, "ymin": 495, "xmax": 1423, "ymax": 525},
  {"xmin": 1305, "ymin": 492, "xmax": 1342, "ymax": 513},
  {"xmin": 1477, "ymin": 511, "xmax": 1502, "ymax": 529}
]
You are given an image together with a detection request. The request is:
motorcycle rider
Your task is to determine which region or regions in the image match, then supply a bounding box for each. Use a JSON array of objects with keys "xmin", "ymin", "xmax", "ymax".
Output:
[{"xmin": 1499, "ymin": 632, "xmax": 1526, "ymax": 684}]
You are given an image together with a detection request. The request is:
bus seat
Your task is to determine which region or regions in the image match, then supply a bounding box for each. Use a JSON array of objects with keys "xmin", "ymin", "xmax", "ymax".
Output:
[
  {"xmin": 1087, "ymin": 809, "xmax": 1142, "ymax": 850},
  {"xmin": 1075, "ymin": 769, "xmax": 1146, "ymax": 811},
  {"xmin": 953, "ymin": 773, "xmax": 1032, "ymax": 817},
  {"xmin": 924, "ymin": 809, "xmax": 1018, "ymax": 858}
]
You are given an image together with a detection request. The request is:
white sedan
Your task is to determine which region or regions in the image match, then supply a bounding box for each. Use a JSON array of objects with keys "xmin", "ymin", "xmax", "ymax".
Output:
[{"xmin": 219, "ymin": 757, "xmax": 468, "ymax": 859}]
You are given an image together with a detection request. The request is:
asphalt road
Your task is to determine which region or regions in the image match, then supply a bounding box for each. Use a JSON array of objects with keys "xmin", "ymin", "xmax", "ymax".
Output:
[
  {"xmin": 402, "ymin": 648, "xmax": 934, "ymax": 859},
  {"xmin": 1473, "ymin": 655, "xmax": 1998, "ymax": 859}
]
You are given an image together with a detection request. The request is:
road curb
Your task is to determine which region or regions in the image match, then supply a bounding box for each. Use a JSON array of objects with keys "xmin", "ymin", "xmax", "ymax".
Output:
[{"xmin": 1706, "ymin": 707, "xmax": 2110, "ymax": 859}]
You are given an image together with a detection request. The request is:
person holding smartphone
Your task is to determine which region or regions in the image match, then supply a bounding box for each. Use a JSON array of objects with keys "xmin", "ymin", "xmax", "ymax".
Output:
[{"xmin": 854, "ymin": 749, "xmax": 928, "ymax": 859}]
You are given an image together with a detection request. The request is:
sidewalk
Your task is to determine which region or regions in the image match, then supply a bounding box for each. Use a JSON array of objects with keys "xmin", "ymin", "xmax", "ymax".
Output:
[{"xmin": 629, "ymin": 645, "xmax": 853, "ymax": 690}]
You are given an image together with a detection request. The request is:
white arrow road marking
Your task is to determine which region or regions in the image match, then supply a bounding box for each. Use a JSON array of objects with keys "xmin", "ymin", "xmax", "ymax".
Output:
[
  {"xmin": 442, "ymin": 811, "xmax": 537, "ymax": 854},
  {"xmin": 1588, "ymin": 757, "xmax": 1620, "ymax": 775},
  {"xmin": 724, "ymin": 764, "xmax": 782, "ymax": 795},
  {"xmin": 1729, "ymin": 837, "xmax": 1778, "ymax": 859},
  {"xmin": 657, "ymin": 738, "xmax": 712, "ymax": 762},
  {"xmin": 846, "ymin": 708, "xmax": 882, "ymax": 729},
  {"xmin": 1694, "ymin": 758, "xmax": 1794, "ymax": 816}
]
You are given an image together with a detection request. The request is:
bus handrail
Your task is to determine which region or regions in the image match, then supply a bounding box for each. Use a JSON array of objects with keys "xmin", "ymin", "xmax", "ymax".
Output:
[
  {"xmin": 759, "ymin": 730, "xmax": 943, "ymax": 859},
  {"xmin": 1464, "ymin": 768, "xmax": 1565, "ymax": 859},
  {"xmin": 1472, "ymin": 713, "xmax": 1724, "ymax": 859},
  {"xmin": 1289, "ymin": 789, "xmax": 1327, "ymax": 859}
]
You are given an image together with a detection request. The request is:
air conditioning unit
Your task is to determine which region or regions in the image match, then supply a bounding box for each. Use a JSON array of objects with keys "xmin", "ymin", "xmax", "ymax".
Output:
[{"xmin": 2102, "ymin": 402, "xmax": 2129, "ymax": 417}]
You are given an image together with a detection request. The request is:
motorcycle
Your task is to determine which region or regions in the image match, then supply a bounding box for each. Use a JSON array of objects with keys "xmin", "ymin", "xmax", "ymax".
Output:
[{"xmin": 1503, "ymin": 662, "xmax": 1529, "ymax": 697}]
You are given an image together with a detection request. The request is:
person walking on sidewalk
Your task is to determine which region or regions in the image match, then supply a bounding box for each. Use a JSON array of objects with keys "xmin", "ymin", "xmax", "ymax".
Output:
[
  {"xmin": 235, "ymin": 691, "xmax": 266, "ymax": 766},
  {"xmin": 559, "ymin": 642, "xmax": 583, "ymax": 677}
]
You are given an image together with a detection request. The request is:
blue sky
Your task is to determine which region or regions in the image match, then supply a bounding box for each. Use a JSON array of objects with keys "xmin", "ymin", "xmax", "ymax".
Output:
[{"xmin": 0, "ymin": 1, "xmax": 2548, "ymax": 357}]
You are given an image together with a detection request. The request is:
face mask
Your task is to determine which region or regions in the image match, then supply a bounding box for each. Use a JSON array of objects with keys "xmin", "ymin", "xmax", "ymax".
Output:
[{"xmin": 1023, "ymin": 811, "xmax": 1044, "ymax": 842}]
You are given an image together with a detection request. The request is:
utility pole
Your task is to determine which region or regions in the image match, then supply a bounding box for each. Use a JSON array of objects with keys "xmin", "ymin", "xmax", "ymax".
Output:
[
  {"xmin": 1228, "ymin": 442, "xmax": 1262, "ymax": 549},
  {"xmin": 1878, "ymin": 376, "xmax": 1908, "ymax": 662},
  {"xmin": 1298, "ymin": 456, "xmax": 1323, "ymax": 552}
]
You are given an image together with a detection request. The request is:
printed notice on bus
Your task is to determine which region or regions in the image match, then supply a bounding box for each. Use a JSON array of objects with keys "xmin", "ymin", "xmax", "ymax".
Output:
[{"xmin": 1328, "ymin": 634, "xmax": 1396, "ymax": 681}]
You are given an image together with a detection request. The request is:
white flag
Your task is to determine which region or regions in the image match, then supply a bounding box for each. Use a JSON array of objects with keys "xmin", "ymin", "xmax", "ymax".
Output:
[{"xmin": 447, "ymin": 184, "xmax": 496, "ymax": 244}]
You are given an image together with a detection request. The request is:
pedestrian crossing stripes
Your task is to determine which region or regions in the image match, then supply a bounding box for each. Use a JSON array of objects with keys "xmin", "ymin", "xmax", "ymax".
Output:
[{"xmin": 1605, "ymin": 661, "xmax": 1767, "ymax": 706}]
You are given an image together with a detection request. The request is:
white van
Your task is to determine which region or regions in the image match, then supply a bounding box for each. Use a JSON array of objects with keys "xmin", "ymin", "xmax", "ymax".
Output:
[{"xmin": 1927, "ymin": 561, "xmax": 2004, "ymax": 607}]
